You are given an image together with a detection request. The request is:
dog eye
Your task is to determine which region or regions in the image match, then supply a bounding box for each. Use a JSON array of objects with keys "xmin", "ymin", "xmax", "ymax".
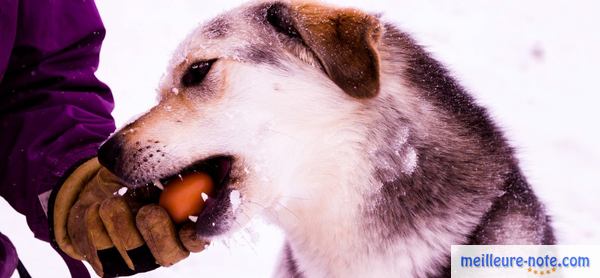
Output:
[{"xmin": 181, "ymin": 60, "xmax": 216, "ymax": 87}]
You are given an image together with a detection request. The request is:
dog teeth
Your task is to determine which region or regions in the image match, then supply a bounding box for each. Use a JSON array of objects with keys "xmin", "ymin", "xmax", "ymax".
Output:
[
  {"xmin": 153, "ymin": 180, "xmax": 164, "ymax": 190},
  {"xmin": 188, "ymin": 215, "xmax": 198, "ymax": 222},
  {"xmin": 171, "ymin": 87, "xmax": 179, "ymax": 95},
  {"xmin": 201, "ymin": 192, "xmax": 209, "ymax": 201},
  {"xmin": 116, "ymin": 187, "xmax": 128, "ymax": 196}
]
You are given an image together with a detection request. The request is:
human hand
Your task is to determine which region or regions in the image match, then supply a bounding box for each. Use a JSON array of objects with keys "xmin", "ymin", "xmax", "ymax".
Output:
[{"xmin": 53, "ymin": 158, "xmax": 207, "ymax": 277}]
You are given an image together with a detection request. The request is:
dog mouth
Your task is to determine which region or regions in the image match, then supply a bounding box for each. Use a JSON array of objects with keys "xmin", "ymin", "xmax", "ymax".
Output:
[{"xmin": 148, "ymin": 155, "xmax": 236, "ymax": 236}]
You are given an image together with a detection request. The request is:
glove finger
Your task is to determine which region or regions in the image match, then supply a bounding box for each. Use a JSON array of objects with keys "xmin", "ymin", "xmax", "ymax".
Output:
[
  {"xmin": 76, "ymin": 168, "xmax": 121, "ymax": 207},
  {"xmin": 68, "ymin": 201, "xmax": 114, "ymax": 277},
  {"xmin": 67, "ymin": 201, "xmax": 91, "ymax": 260},
  {"xmin": 87, "ymin": 202, "xmax": 115, "ymax": 250},
  {"xmin": 136, "ymin": 204, "xmax": 189, "ymax": 266},
  {"xmin": 179, "ymin": 222, "xmax": 210, "ymax": 253},
  {"xmin": 55, "ymin": 158, "xmax": 102, "ymax": 260},
  {"xmin": 95, "ymin": 167, "xmax": 126, "ymax": 194},
  {"xmin": 99, "ymin": 197, "xmax": 144, "ymax": 270},
  {"xmin": 87, "ymin": 202, "xmax": 117, "ymax": 277}
]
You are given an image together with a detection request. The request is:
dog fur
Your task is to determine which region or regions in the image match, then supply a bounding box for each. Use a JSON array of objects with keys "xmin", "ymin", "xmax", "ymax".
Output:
[{"xmin": 98, "ymin": 1, "xmax": 555, "ymax": 277}]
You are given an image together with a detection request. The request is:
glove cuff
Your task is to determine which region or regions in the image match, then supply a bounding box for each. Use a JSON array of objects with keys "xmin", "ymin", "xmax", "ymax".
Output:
[{"xmin": 53, "ymin": 157, "xmax": 102, "ymax": 260}]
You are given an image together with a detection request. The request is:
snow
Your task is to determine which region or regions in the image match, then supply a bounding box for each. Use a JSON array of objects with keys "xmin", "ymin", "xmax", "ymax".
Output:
[
  {"xmin": 1, "ymin": 0, "xmax": 599, "ymax": 277},
  {"xmin": 401, "ymin": 147, "xmax": 418, "ymax": 175},
  {"xmin": 371, "ymin": 127, "xmax": 414, "ymax": 181},
  {"xmin": 230, "ymin": 190, "xmax": 242, "ymax": 212}
]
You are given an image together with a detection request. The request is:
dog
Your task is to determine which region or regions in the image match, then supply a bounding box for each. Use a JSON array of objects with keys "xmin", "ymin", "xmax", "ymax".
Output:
[{"xmin": 98, "ymin": 1, "xmax": 555, "ymax": 277}]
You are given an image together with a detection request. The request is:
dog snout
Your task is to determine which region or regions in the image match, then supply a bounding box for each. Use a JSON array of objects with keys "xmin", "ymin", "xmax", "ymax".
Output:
[{"xmin": 98, "ymin": 134, "xmax": 125, "ymax": 173}]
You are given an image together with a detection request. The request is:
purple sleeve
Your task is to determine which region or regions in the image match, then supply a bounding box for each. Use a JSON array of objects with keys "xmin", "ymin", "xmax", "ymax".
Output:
[
  {"xmin": 0, "ymin": 232, "xmax": 18, "ymax": 278},
  {"xmin": 0, "ymin": 0, "xmax": 116, "ymax": 245}
]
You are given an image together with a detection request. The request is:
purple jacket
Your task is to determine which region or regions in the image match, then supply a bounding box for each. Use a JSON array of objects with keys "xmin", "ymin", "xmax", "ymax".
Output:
[{"xmin": 0, "ymin": 0, "xmax": 116, "ymax": 277}]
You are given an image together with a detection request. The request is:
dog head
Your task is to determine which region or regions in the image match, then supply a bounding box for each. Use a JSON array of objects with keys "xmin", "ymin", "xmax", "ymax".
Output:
[{"xmin": 99, "ymin": 0, "xmax": 382, "ymax": 238}]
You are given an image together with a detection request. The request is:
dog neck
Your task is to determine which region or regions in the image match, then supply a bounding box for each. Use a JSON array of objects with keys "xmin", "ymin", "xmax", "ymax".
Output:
[{"xmin": 267, "ymin": 102, "xmax": 438, "ymax": 277}]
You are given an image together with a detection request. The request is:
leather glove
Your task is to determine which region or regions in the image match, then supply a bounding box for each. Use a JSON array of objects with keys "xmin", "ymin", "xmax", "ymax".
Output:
[{"xmin": 53, "ymin": 158, "xmax": 208, "ymax": 277}]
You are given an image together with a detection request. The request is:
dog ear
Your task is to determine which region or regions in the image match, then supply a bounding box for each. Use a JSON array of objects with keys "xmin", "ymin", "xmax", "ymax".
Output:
[{"xmin": 266, "ymin": 2, "xmax": 382, "ymax": 99}]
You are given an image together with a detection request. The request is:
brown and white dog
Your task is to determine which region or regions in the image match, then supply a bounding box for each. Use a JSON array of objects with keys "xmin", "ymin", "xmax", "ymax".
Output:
[{"xmin": 98, "ymin": 1, "xmax": 555, "ymax": 277}]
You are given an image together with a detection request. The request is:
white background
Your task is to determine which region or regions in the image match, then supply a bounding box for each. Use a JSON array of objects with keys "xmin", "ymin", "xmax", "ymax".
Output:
[{"xmin": 2, "ymin": 0, "xmax": 599, "ymax": 277}]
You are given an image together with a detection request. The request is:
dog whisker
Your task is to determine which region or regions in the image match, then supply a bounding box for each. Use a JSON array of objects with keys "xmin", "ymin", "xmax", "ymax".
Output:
[
  {"xmin": 278, "ymin": 194, "xmax": 309, "ymax": 201},
  {"xmin": 237, "ymin": 205, "xmax": 255, "ymax": 222},
  {"xmin": 244, "ymin": 199, "xmax": 285, "ymax": 224},
  {"xmin": 229, "ymin": 217, "xmax": 259, "ymax": 253},
  {"xmin": 274, "ymin": 201, "xmax": 300, "ymax": 220},
  {"xmin": 264, "ymin": 127, "xmax": 299, "ymax": 141}
]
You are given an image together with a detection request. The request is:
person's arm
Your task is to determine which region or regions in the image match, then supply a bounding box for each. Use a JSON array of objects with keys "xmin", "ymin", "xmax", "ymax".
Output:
[{"xmin": 0, "ymin": 0, "xmax": 115, "ymax": 275}]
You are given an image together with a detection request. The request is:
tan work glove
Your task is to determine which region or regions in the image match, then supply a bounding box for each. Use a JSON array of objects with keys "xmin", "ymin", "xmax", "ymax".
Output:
[{"xmin": 53, "ymin": 158, "xmax": 208, "ymax": 277}]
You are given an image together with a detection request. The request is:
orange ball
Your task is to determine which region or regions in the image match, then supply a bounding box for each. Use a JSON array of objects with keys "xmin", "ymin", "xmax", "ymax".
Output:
[{"xmin": 159, "ymin": 172, "xmax": 214, "ymax": 223}]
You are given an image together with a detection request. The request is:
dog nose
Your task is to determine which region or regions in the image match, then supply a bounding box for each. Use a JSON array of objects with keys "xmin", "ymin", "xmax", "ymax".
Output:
[{"xmin": 98, "ymin": 135, "xmax": 124, "ymax": 172}]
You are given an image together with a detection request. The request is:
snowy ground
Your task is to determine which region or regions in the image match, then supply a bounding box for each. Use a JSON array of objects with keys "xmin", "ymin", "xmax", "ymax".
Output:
[{"xmin": 2, "ymin": 0, "xmax": 599, "ymax": 277}]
